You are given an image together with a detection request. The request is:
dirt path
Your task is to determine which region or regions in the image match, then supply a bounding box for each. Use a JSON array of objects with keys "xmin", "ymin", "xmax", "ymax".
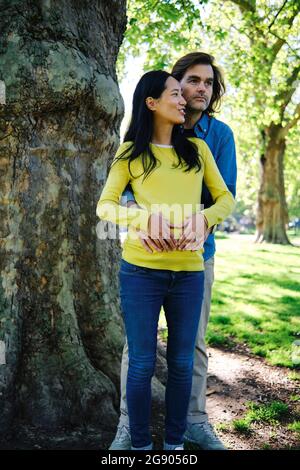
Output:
[
  {"xmin": 150, "ymin": 345, "xmax": 300, "ymax": 450},
  {"xmin": 1, "ymin": 345, "xmax": 299, "ymax": 450},
  {"xmin": 197, "ymin": 346, "xmax": 300, "ymax": 450}
]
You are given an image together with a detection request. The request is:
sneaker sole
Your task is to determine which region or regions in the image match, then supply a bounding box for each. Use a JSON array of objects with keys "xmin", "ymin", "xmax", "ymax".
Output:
[
  {"xmin": 184, "ymin": 437, "xmax": 227, "ymax": 451},
  {"xmin": 183, "ymin": 438, "xmax": 203, "ymax": 450},
  {"xmin": 109, "ymin": 443, "xmax": 132, "ymax": 450}
]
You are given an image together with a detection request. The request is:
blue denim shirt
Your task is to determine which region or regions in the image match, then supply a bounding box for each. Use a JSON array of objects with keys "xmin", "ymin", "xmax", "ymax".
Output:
[{"xmin": 122, "ymin": 113, "xmax": 237, "ymax": 262}]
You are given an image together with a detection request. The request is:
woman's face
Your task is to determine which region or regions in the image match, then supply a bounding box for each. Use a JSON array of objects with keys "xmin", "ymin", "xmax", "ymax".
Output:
[{"xmin": 147, "ymin": 76, "xmax": 186, "ymax": 125}]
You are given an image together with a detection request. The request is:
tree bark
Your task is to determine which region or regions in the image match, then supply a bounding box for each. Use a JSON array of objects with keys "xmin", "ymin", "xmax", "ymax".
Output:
[
  {"xmin": 255, "ymin": 123, "xmax": 290, "ymax": 244},
  {"xmin": 0, "ymin": 0, "xmax": 130, "ymax": 445}
]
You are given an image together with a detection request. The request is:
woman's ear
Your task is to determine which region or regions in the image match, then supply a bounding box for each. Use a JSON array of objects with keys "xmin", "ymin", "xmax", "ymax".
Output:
[{"xmin": 145, "ymin": 97, "xmax": 156, "ymax": 111}]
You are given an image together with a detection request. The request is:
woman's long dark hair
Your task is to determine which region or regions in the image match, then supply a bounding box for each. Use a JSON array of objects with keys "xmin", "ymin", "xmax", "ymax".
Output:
[{"xmin": 115, "ymin": 70, "xmax": 202, "ymax": 180}]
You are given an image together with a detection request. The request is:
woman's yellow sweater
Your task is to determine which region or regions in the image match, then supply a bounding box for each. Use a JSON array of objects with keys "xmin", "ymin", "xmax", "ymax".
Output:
[{"xmin": 97, "ymin": 138, "xmax": 235, "ymax": 271}]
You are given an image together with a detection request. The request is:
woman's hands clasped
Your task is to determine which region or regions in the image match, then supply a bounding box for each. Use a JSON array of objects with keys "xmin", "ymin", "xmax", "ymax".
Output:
[{"xmin": 137, "ymin": 212, "xmax": 209, "ymax": 254}]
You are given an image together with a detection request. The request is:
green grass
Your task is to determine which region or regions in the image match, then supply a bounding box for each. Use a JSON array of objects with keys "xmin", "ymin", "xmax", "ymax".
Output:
[
  {"xmin": 206, "ymin": 234, "xmax": 300, "ymax": 367},
  {"xmin": 288, "ymin": 230, "xmax": 300, "ymax": 244},
  {"xmin": 288, "ymin": 371, "xmax": 300, "ymax": 381},
  {"xmin": 261, "ymin": 443, "xmax": 271, "ymax": 450},
  {"xmin": 288, "ymin": 421, "xmax": 300, "ymax": 435},
  {"xmin": 215, "ymin": 422, "xmax": 230, "ymax": 432},
  {"xmin": 232, "ymin": 400, "xmax": 289, "ymax": 436},
  {"xmin": 232, "ymin": 419, "xmax": 252, "ymax": 435},
  {"xmin": 245, "ymin": 401, "xmax": 289, "ymax": 425}
]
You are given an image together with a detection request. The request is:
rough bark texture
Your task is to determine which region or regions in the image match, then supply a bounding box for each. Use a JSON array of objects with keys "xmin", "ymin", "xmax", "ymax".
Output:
[
  {"xmin": 255, "ymin": 124, "xmax": 290, "ymax": 245},
  {"xmin": 0, "ymin": 0, "xmax": 132, "ymax": 446}
]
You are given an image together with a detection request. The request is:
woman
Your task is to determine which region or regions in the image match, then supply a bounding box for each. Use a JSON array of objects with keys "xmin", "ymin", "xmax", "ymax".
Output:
[{"xmin": 97, "ymin": 71, "xmax": 234, "ymax": 450}]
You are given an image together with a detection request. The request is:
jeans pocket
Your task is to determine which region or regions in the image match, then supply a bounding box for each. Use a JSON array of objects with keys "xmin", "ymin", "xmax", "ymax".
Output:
[{"xmin": 120, "ymin": 259, "xmax": 148, "ymax": 274}]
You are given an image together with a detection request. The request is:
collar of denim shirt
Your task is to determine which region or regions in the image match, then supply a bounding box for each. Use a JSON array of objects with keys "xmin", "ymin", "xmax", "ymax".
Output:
[{"xmin": 194, "ymin": 112, "xmax": 210, "ymax": 138}]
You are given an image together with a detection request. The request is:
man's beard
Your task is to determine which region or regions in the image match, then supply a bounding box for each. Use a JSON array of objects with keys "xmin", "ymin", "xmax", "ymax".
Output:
[
  {"xmin": 186, "ymin": 101, "xmax": 208, "ymax": 114},
  {"xmin": 189, "ymin": 95, "xmax": 209, "ymax": 111}
]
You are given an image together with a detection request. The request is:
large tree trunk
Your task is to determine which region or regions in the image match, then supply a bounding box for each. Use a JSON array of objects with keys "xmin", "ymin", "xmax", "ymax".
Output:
[
  {"xmin": 255, "ymin": 123, "xmax": 290, "ymax": 244},
  {"xmin": 0, "ymin": 0, "xmax": 130, "ymax": 447}
]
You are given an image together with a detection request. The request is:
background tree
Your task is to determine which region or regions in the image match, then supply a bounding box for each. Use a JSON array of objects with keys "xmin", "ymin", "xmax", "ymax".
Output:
[
  {"xmin": 220, "ymin": 0, "xmax": 300, "ymax": 244},
  {"xmin": 0, "ymin": 0, "xmax": 128, "ymax": 444}
]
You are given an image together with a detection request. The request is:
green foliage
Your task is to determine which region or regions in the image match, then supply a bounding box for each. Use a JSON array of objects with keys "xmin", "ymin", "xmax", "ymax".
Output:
[
  {"xmin": 122, "ymin": 0, "xmax": 300, "ymax": 123},
  {"xmin": 118, "ymin": 0, "xmax": 208, "ymax": 74}
]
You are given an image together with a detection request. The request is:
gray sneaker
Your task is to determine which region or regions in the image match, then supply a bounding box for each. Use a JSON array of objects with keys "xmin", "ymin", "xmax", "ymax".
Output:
[
  {"xmin": 163, "ymin": 442, "xmax": 184, "ymax": 450},
  {"xmin": 183, "ymin": 422, "xmax": 226, "ymax": 450},
  {"xmin": 131, "ymin": 442, "xmax": 153, "ymax": 451},
  {"xmin": 109, "ymin": 424, "xmax": 131, "ymax": 450}
]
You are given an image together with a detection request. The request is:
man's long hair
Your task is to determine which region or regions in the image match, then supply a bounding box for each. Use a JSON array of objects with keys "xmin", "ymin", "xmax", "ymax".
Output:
[{"xmin": 172, "ymin": 52, "xmax": 225, "ymax": 115}]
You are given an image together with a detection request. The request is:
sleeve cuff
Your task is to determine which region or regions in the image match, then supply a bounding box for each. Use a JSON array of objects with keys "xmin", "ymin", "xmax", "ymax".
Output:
[{"xmin": 201, "ymin": 210, "xmax": 214, "ymax": 229}]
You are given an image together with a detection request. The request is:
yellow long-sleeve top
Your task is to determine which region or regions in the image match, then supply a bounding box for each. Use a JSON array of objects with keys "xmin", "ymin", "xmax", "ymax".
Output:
[{"xmin": 97, "ymin": 138, "xmax": 235, "ymax": 271}]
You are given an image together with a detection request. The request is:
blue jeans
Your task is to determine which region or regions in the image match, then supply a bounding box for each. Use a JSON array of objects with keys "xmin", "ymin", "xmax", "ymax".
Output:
[{"xmin": 119, "ymin": 259, "xmax": 204, "ymax": 448}]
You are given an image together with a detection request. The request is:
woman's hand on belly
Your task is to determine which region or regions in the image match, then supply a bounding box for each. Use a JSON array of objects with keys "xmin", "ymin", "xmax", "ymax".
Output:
[
  {"xmin": 176, "ymin": 213, "xmax": 209, "ymax": 251},
  {"xmin": 133, "ymin": 213, "xmax": 178, "ymax": 253}
]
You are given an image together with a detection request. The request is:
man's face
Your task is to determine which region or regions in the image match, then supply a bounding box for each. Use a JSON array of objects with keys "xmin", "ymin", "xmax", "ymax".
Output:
[{"xmin": 180, "ymin": 64, "xmax": 214, "ymax": 114}]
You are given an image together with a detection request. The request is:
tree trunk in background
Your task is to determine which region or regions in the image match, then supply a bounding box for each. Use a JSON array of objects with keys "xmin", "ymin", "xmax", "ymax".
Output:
[
  {"xmin": 255, "ymin": 124, "xmax": 290, "ymax": 245},
  {"xmin": 0, "ymin": 0, "xmax": 133, "ymax": 446}
]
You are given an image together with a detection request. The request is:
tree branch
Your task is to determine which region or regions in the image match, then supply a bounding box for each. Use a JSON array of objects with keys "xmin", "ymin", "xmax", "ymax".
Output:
[
  {"xmin": 268, "ymin": 0, "xmax": 289, "ymax": 30},
  {"xmin": 226, "ymin": 0, "xmax": 299, "ymax": 62},
  {"xmin": 277, "ymin": 64, "xmax": 300, "ymax": 118},
  {"xmin": 225, "ymin": 0, "xmax": 256, "ymax": 13},
  {"xmin": 281, "ymin": 102, "xmax": 300, "ymax": 137},
  {"xmin": 269, "ymin": 3, "xmax": 300, "ymax": 60},
  {"xmin": 270, "ymin": 31, "xmax": 300, "ymax": 62},
  {"xmin": 222, "ymin": 8, "xmax": 253, "ymax": 41}
]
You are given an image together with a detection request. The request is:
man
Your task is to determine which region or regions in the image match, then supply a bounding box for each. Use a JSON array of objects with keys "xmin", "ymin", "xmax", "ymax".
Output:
[{"xmin": 110, "ymin": 52, "xmax": 237, "ymax": 450}]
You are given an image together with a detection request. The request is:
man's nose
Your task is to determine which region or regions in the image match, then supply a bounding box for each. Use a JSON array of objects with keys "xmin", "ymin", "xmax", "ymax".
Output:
[{"xmin": 197, "ymin": 81, "xmax": 206, "ymax": 92}]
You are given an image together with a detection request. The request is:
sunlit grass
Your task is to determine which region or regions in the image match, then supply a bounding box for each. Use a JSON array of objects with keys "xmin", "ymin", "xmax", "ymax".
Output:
[
  {"xmin": 290, "ymin": 395, "xmax": 300, "ymax": 402},
  {"xmin": 215, "ymin": 422, "xmax": 230, "ymax": 432},
  {"xmin": 245, "ymin": 401, "xmax": 289, "ymax": 425},
  {"xmin": 206, "ymin": 234, "xmax": 300, "ymax": 367},
  {"xmin": 288, "ymin": 371, "xmax": 300, "ymax": 381},
  {"xmin": 288, "ymin": 421, "xmax": 300, "ymax": 435},
  {"xmin": 232, "ymin": 419, "xmax": 252, "ymax": 435},
  {"xmin": 232, "ymin": 401, "xmax": 290, "ymax": 436}
]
